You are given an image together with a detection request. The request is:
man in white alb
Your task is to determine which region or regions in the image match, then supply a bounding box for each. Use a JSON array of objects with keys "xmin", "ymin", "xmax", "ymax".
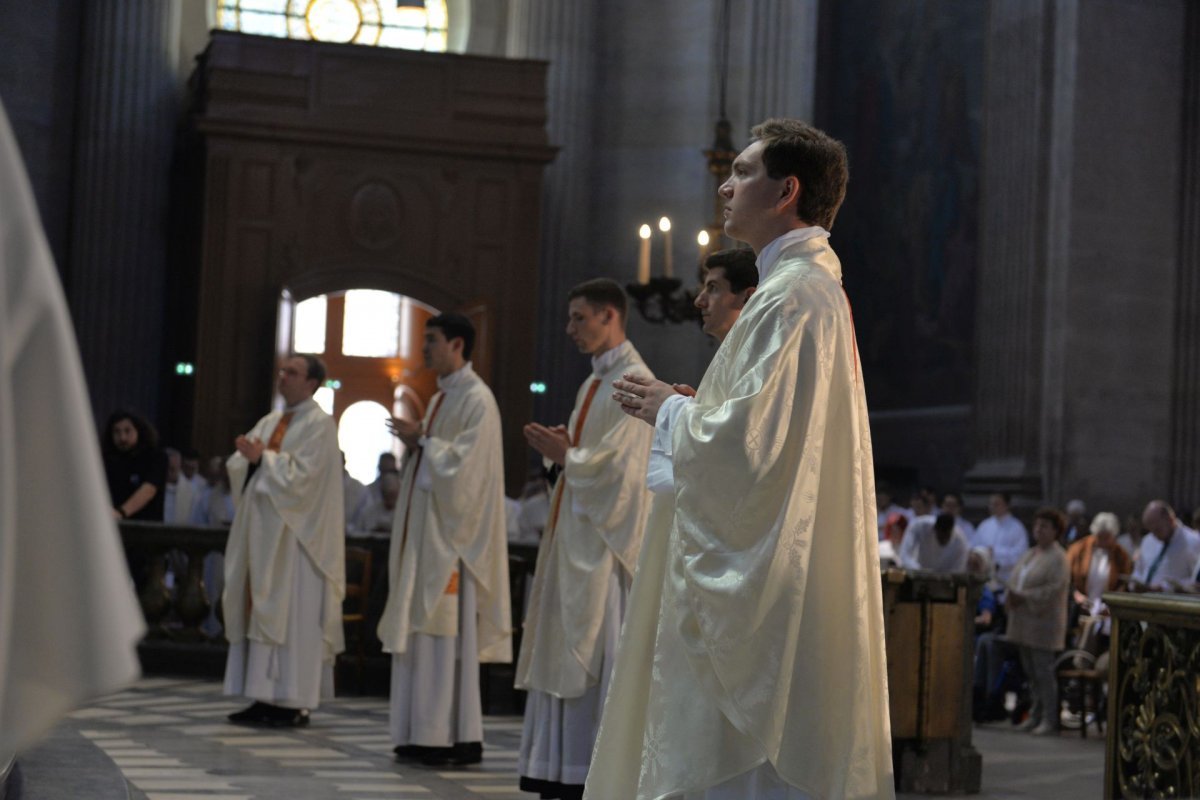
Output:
[
  {"xmin": 378, "ymin": 313, "xmax": 511, "ymax": 766},
  {"xmin": 972, "ymin": 492, "xmax": 1029, "ymax": 584},
  {"xmin": 516, "ymin": 278, "xmax": 655, "ymax": 800},
  {"xmin": 223, "ymin": 354, "xmax": 345, "ymax": 726},
  {"xmin": 594, "ymin": 119, "xmax": 894, "ymax": 799}
]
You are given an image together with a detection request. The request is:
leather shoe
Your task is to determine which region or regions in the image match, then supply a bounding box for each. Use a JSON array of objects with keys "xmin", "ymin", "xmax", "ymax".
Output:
[{"xmin": 228, "ymin": 702, "xmax": 273, "ymax": 725}]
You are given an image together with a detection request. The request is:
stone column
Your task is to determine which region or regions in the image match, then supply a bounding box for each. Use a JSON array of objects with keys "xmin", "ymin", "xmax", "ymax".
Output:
[
  {"xmin": 1169, "ymin": 2, "xmax": 1200, "ymax": 505},
  {"xmin": 506, "ymin": 0, "xmax": 601, "ymax": 421},
  {"xmin": 740, "ymin": 0, "xmax": 820, "ymax": 125},
  {"xmin": 967, "ymin": 0, "xmax": 1189, "ymax": 516},
  {"xmin": 67, "ymin": 0, "xmax": 181, "ymax": 424}
]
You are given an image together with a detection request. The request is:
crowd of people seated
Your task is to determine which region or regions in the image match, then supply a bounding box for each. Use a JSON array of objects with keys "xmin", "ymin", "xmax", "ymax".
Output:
[
  {"xmin": 878, "ymin": 484, "xmax": 1200, "ymax": 737},
  {"xmin": 102, "ymin": 410, "xmax": 551, "ymax": 543}
]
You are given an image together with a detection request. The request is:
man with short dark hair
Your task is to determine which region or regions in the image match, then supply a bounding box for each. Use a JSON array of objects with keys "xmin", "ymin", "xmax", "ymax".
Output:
[
  {"xmin": 694, "ymin": 248, "xmax": 758, "ymax": 341},
  {"xmin": 899, "ymin": 512, "xmax": 970, "ymax": 573},
  {"xmin": 592, "ymin": 119, "xmax": 893, "ymax": 799},
  {"xmin": 517, "ymin": 279, "xmax": 654, "ymax": 799},
  {"xmin": 223, "ymin": 354, "xmax": 345, "ymax": 727},
  {"xmin": 378, "ymin": 313, "xmax": 511, "ymax": 766}
]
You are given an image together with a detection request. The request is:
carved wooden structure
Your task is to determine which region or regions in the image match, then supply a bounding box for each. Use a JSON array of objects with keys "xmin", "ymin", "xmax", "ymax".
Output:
[{"xmin": 176, "ymin": 32, "xmax": 555, "ymax": 493}]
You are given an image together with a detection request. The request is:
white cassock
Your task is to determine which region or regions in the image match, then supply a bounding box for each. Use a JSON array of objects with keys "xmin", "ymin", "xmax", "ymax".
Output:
[
  {"xmin": 516, "ymin": 341, "xmax": 654, "ymax": 791},
  {"xmin": 377, "ymin": 362, "xmax": 512, "ymax": 747},
  {"xmin": 0, "ymin": 101, "xmax": 145, "ymax": 756},
  {"xmin": 898, "ymin": 519, "xmax": 970, "ymax": 573},
  {"xmin": 223, "ymin": 398, "xmax": 345, "ymax": 710},
  {"xmin": 971, "ymin": 514, "xmax": 1029, "ymax": 584},
  {"xmin": 585, "ymin": 229, "xmax": 894, "ymax": 800}
]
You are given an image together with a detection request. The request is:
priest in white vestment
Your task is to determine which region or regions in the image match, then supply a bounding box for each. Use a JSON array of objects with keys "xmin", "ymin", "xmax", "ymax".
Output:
[
  {"xmin": 223, "ymin": 354, "xmax": 345, "ymax": 726},
  {"xmin": 517, "ymin": 278, "xmax": 655, "ymax": 800},
  {"xmin": 378, "ymin": 313, "xmax": 511, "ymax": 766},
  {"xmin": 0, "ymin": 100, "xmax": 145, "ymax": 757},
  {"xmin": 595, "ymin": 119, "xmax": 894, "ymax": 800}
]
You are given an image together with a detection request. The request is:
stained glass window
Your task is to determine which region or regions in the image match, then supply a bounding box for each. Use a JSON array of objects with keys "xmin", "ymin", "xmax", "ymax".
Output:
[{"xmin": 215, "ymin": 0, "xmax": 448, "ymax": 52}]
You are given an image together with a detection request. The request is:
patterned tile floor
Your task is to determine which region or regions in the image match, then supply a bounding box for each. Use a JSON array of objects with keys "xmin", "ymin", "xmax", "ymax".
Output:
[
  {"xmin": 60, "ymin": 677, "xmax": 535, "ymax": 800},
  {"xmin": 29, "ymin": 677, "xmax": 1106, "ymax": 799}
]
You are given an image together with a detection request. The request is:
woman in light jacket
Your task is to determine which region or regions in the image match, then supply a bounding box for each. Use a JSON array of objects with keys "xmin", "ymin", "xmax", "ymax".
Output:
[{"xmin": 1005, "ymin": 507, "xmax": 1070, "ymax": 735}]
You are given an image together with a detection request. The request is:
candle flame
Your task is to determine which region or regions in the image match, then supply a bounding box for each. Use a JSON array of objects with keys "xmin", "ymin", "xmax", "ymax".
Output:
[
  {"xmin": 639, "ymin": 224, "xmax": 652, "ymax": 239},
  {"xmin": 697, "ymin": 230, "xmax": 710, "ymax": 247},
  {"xmin": 658, "ymin": 216, "xmax": 672, "ymax": 233}
]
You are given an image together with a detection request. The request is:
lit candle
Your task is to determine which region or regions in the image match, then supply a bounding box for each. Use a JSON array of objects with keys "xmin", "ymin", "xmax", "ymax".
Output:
[
  {"xmin": 697, "ymin": 229, "xmax": 710, "ymax": 265},
  {"xmin": 659, "ymin": 216, "xmax": 673, "ymax": 279},
  {"xmin": 637, "ymin": 224, "xmax": 652, "ymax": 284}
]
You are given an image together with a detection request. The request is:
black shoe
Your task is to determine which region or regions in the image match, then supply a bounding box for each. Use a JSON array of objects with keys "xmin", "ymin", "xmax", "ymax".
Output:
[
  {"xmin": 269, "ymin": 707, "xmax": 310, "ymax": 727},
  {"xmin": 446, "ymin": 742, "xmax": 482, "ymax": 766},
  {"xmin": 228, "ymin": 702, "xmax": 274, "ymax": 724},
  {"xmin": 393, "ymin": 745, "xmax": 422, "ymax": 760},
  {"xmin": 419, "ymin": 746, "xmax": 453, "ymax": 766}
]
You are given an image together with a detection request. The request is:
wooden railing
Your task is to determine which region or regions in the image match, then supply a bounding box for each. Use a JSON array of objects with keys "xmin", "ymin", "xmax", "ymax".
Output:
[{"xmin": 1104, "ymin": 591, "xmax": 1200, "ymax": 799}]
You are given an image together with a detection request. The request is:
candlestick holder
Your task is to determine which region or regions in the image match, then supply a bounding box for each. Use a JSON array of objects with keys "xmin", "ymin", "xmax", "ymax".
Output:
[{"xmin": 625, "ymin": 276, "xmax": 701, "ymax": 325}]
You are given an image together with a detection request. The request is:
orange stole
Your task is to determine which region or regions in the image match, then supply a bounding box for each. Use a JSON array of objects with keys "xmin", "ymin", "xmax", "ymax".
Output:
[
  {"xmin": 542, "ymin": 376, "xmax": 603, "ymax": 544},
  {"xmin": 266, "ymin": 411, "xmax": 294, "ymax": 452}
]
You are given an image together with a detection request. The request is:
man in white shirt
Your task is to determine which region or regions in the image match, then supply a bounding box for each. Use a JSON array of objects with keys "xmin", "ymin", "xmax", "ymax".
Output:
[
  {"xmin": 517, "ymin": 279, "xmax": 654, "ymax": 799},
  {"xmin": 1131, "ymin": 500, "xmax": 1200, "ymax": 592},
  {"xmin": 899, "ymin": 513, "xmax": 970, "ymax": 573},
  {"xmin": 595, "ymin": 119, "xmax": 894, "ymax": 800},
  {"xmin": 223, "ymin": 354, "xmax": 345, "ymax": 727},
  {"xmin": 941, "ymin": 491, "xmax": 976, "ymax": 542},
  {"xmin": 163, "ymin": 447, "xmax": 197, "ymax": 524},
  {"xmin": 972, "ymin": 492, "xmax": 1029, "ymax": 585}
]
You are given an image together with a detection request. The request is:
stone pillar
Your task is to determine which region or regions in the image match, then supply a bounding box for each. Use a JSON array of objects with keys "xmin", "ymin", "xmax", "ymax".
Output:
[
  {"xmin": 740, "ymin": 0, "xmax": 820, "ymax": 124},
  {"xmin": 506, "ymin": 0, "xmax": 600, "ymax": 421},
  {"xmin": 1169, "ymin": 2, "xmax": 1200, "ymax": 505},
  {"xmin": 967, "ymin": 0, "xmax": 1188, "ymax": 516},
  {"xmin": 67, "ymin": 0, "xmax": 181, "ymax": 424}
]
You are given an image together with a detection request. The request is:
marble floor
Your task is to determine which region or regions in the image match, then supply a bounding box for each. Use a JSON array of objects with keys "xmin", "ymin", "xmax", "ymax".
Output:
[{"xmin": 18, "ymin": 677, "xmax": 1106, "ymax": 799}]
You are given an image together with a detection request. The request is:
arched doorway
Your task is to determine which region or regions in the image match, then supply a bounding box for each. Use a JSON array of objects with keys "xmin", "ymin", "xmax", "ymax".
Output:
[{"xmin": 280, "ymin": 287, "xmax": 439, "ymax": 484}]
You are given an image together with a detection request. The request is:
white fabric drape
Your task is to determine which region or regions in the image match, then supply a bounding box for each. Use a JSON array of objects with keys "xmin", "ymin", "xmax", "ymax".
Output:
[
  {"xmin": 585, "ymin": 238, "xmax": 894, "ymax": 800},
  {"xmin": 0, "ymin": 101, "xmax": 145, "ymax": 756}
]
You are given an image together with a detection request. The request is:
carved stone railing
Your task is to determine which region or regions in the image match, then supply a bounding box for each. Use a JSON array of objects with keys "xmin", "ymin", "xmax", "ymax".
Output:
[{"xmin": 1104, "ymin": 592, "xmax": 1200, "ymax": 799}]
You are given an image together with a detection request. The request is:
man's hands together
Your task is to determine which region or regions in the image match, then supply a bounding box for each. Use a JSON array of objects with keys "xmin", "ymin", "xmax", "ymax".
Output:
[{"xmin": 612, "ymin": 373, "xmax": 695, "ymax": 425}]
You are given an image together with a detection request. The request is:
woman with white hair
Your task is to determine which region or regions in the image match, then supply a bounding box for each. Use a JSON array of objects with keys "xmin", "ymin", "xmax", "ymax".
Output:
[{"xmin": 1065, "ymin": 511, "xmax": 1132, "ymax": 608}]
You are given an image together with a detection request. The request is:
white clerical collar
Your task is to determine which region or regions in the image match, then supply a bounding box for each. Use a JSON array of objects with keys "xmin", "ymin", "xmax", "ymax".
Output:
[
  {"xmin": 591, "ymin": 340, "xmax": 631, "ymax": 376},
  {"xmin": 437, "ymin": 361, "xmax": 475, "ymax": 392},
  {"xmin": 755, "ymin": 226, "xmax": 831, "ymax": 282}
]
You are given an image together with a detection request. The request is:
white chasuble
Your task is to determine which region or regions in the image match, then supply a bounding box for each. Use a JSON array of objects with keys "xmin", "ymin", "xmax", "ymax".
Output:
[
  {"xmin": 0, "ymin": 102, "xmax": 144, "ymax": 756},
  {"xmin": 223, "ymin": 398, "xmax": 346, "ymax": 663},
  {"xmin": 585, "ymin": 239, "xmax": 894, "ymax": 800},
  {"xmin": 515, "ymin": 342, "xmax": 655, "ymax": 699},
  {"xmin": 378, "ymin": 362, "xmax": 513, "ymax": 665}
]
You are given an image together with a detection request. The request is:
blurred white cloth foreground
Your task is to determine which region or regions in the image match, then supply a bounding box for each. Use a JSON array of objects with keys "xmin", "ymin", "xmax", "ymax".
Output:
[{"xmin": 0, "ymin": 100, "xmax": 145, "ymax": 756}]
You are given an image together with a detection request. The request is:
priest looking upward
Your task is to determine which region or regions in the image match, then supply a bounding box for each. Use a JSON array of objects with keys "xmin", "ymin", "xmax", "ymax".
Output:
[
  {"xmin": 378, "ymin": 313, "xmax": 512, "ymax": 767},
  {"xmin": 223, "ymin": 354, "xmax": 345, "ymax": 727},
  {"xmin": 594, "ymin": 119, "xmax": 895, "ymax": 799},
  {"xmin": 517, "ymin": 278, "xmax": 655, "ymax": 800}
]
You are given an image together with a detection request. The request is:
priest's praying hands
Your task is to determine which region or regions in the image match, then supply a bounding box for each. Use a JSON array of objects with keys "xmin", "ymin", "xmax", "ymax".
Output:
[
  {"xmin": 524, "ymin": 422, "xmax": 570, "ymax": 467},
  {"xmin": 612, "ymin": 373, "xmax": 690, "ymax": 425},
  {"xmin": 234, "ymin": 435, "xmax": 265, "ymax": 465},
  {"xmin": 387, "ymin": 416, "xmax": 422, "ymax": 450}
]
